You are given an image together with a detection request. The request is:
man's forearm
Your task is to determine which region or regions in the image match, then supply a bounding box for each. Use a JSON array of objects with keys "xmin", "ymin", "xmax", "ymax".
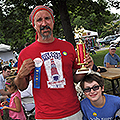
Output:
[
  {"xmin": 14, "ymin": 74, "xmax": 29, "ymax": 91},
  {"xmin": 0, "ymin": 90, "xmax": 10, "ymax": 96},
  {"xmin": 73, "ymin": 73, "xmax": 86, "ymax": 83},
  {"xmin": 106, "ymin": 64, "xmax": 117, "ymax": 68}
]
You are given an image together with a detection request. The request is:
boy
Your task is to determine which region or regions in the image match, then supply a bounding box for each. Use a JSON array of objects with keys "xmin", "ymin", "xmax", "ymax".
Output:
[{"xmin": 80, "ymin": 74, "xmax": 120, "ymax": 119}]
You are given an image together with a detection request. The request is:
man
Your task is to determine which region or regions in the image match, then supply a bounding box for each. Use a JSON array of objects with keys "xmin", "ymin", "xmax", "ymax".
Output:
[
  {"xmin": 104, "ymin": 44, "xmax": 120, "ymax": 68},
  {"xmin": 0, "ymin": 66, "xmax": 11, "ymax": 100},
  {"xmin": 0, "ymin": 66, "xmax": 11, "ymax": 120},
  {"xmin": 14, "ymin": 5, "xmax": 94, "ymax": 120},
  {"xmin": 0, "ymin": 58, "xmax": 3, "ymax": 71}
]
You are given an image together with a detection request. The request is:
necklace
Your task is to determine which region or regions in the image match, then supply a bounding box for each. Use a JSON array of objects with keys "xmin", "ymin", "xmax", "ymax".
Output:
[{"xmin": 91, "ymin": 95, "xmax": 105, "ymax": 108}]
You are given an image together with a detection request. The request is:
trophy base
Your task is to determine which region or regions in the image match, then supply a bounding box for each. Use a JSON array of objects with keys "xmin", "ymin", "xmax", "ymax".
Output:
[{"xmin": 76, "ymin": 68, "xmax": 91, "ymax": 74}]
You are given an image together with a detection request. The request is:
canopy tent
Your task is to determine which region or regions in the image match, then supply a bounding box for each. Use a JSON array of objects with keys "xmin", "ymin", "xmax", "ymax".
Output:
[
  {"xmin": 82, "ymin": 30, "xmax": 98, "ymax": 37},
  {"xmin": 74, "ymin": 29, "xmax": 99, "ymax": 50},
  {"xmin": 0, "ymin": 44, "xmax": 14, "ymax": 62},
  {"xmin": 0, "ymin": 44, "xmax": 11, "ymax": 51}
]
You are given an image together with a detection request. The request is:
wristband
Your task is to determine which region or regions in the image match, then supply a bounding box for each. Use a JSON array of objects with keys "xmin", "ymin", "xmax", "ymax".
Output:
[{"xmin": 115, "ymin": 65, "xmax": 117, "ymax": 68}]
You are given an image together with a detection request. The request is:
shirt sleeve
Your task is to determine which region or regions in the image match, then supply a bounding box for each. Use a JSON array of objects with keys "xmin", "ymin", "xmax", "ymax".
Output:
[
  {"xmin": 0, "ymin": 78, "xmax": 4, "ymax": 90},
  {"xmin": 116, "ymin": 54, "xmax": 120, "ymax": 62},
  {"xmin": 104, "ymin": 54, "xmax": 110, "ymax": 66}
]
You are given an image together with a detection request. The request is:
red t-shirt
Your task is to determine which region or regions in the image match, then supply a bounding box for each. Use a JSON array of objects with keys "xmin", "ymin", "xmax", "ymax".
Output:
[{"xmin": 18, "ymin": 38, "xmax": 80, "ymax": 119}]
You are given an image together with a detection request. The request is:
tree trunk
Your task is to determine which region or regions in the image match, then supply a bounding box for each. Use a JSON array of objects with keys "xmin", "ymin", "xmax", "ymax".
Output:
[{"xmin": 51, "ymin": 0, "xmax": 75, "ymax": 47}]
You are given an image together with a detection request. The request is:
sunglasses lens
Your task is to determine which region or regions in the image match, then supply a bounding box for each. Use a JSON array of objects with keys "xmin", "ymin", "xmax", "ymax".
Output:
[
  {"xmin": 83, "ymin": 88, "xmax": 91, "ymax": 93},
  {"xmin": 83, "ymin": 85, "xmax": 100, "ymax": 93},
  {"xmin": 93, "ymin": 86, "xmax": 99, "ymax": 91}
]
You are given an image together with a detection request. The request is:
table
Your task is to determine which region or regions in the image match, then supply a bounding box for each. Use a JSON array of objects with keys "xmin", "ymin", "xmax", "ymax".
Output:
[{"xmin": 99, "ymin": 66, "xmax": 120, "ymax": 95}]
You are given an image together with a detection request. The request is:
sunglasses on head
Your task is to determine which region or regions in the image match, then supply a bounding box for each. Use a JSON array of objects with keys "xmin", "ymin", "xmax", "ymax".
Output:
[{"xmin": 83, "ymin": 85, "xmax": 100, "ymax": 93}]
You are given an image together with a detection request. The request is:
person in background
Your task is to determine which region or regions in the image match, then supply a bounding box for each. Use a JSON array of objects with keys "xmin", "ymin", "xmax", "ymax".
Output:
[
  {"xmin": 13, "ymin": 61, "xmax": 18, "ymax": 68},
  {"xmin": 9, "ymin": 59, "xmax": 13, "ymax": 68},
  {"xmin": 80, "ymin": 74, "xmax": 120, "ymax": 119},
  {"xmin": 104, "ymin": 44, "xmax": 120, "ymax": 68},
  {"xmin": 0, "ymin": 58, "xmax": 3, "ymax": 71},
  {"xmin": 0, "ymin": 66, "xmax": 11, "ymax": 119},
  {"xmin": 14, "ymin": 5, "xmax": 94, "ymax": 120},
  {"xmin": 13, "ymin": 51, "xmax": 19, "ymax": 61},
  {"xmin": 0, "ymin": 66, "xmax": 11, "ymax": 99},
  {"xmin": 1, "ymin": 77, "xmax": 26, "ymax": 120}
]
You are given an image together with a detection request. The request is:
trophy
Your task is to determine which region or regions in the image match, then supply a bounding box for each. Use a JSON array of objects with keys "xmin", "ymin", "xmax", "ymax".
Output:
[{"xmin": 74, "ymin": 26, "xmax": 91, "ymax": 74}]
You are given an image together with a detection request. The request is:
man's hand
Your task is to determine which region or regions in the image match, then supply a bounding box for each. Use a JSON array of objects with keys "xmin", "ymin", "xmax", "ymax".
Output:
[
  {"xmin": 73, "ymin": 53, "xmax": 94, "ymax": 83},
  {"xmin": 17, "ymin": 58, "xmax": 35, "ymax": 79},
  {"xmin": 14, "ymin": 58, "xmax": 35, "ymax": 91},
  {"xmin": 84, "ymin": 53, "xmax": 94, "ymax": 70}
]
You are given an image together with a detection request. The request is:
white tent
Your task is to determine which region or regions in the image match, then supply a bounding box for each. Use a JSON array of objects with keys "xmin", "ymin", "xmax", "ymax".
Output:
[
  {"xmin": 0, "ymin": 44, "xmax": 14, "ymax": 62},
  {"xmin": 0, "ymin": 44, "xmax": 11, "ymax": 51},
  {"xmin": 74, "ymin": 29, "xmax": 98, "ymax": 39},
  {"xmin": 82, "ymin": 30, "xmax": 98, "ymax": 37}
]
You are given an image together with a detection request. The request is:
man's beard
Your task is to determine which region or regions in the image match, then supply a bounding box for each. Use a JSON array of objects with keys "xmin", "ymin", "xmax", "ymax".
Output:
[{"xmin": 40, "ymin": 25, "xmax": 52, "ymax": 40}]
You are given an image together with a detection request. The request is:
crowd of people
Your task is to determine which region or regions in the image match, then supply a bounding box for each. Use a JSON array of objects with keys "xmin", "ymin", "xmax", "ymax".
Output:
[{"xmin": 0, "ymin": 5, "xmax": 120, "ymax": 120}]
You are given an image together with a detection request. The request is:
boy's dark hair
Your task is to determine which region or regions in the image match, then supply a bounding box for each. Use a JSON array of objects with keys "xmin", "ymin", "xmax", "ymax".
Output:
[
  {"xmin": 2, "ymin": 66, "xmax": 11, "ymax": 71},
  {"xmin": 80, "ymin": 74, "xmax": 104, "ymax": 90}
]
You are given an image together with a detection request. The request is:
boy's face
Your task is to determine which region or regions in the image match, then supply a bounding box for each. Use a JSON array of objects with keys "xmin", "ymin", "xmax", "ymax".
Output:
[{"xmin": 83, "ymin": 81, "xmax": 104, "ymax": 102}]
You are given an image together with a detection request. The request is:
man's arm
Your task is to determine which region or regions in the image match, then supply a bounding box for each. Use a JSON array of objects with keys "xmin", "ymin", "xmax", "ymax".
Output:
[
  {"xmin": 115, "ymin": 55, "xmax": 120, "ymax": 67},
  {"xmin": 0, "ymin": 89, "xmax": 10, "ymax": 96},
  {"xmin": 14, "ymin": 58, "xmax": 35, "ymax": 91},
  {"xmin": 106, "ymin": 62, "xmax": 116, "ymax": 68}
]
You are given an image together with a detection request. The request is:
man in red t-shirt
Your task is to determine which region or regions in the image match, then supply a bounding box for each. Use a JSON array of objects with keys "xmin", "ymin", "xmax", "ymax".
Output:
[{"xmin": 14, "ymin": 5, "xmax": 94, "ymax": 120}]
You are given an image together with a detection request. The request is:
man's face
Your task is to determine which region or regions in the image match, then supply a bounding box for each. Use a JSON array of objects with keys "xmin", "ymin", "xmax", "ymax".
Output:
[
  {"xmin": 3, "ymin": 69, "xmax": 11, "ymax": 78},
  {"xmin": 34, "ymin": 10, "xmax": 54, "ymax": 40},
  {"xmin": 109, "ymin": 48, "xmax": 116, "ymax": 55}
]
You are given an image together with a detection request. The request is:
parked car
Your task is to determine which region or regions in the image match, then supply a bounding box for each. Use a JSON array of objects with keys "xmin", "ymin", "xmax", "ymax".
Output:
[
  {"xmin": 110, "ymin": 36, "xmax": 120, "ymax": 45},
  {"xmin": 99, "ymin": 35, "xmax": 117, "ymax": 45},
  {"xmin": 96, "ymin": 38, "xmax": 104, "ymax": 43}
]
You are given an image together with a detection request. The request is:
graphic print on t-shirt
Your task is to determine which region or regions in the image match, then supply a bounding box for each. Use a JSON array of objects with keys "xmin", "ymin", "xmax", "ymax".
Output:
[{"xmin": 41, "ymin": 51, "xmax": 66, "ymax": 88}]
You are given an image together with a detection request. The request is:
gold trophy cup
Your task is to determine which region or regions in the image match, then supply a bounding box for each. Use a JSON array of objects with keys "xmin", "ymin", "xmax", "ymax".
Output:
[{"xmin": 74, "ymin": 26, "xmax": 91, "ymax": 74}]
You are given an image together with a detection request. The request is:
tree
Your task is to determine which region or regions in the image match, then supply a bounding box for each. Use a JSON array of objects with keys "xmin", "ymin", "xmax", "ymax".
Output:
[
  {"xmin": 51, "ymin": 0, "xmax": 75, "ymax": 46},
  {"xmin": 0, "ymin": 0, "xmax": 119, "ymax": 52},
  {"xmin": 100, "ymin": 20, "xmax": 120, "ymax": 38}
]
